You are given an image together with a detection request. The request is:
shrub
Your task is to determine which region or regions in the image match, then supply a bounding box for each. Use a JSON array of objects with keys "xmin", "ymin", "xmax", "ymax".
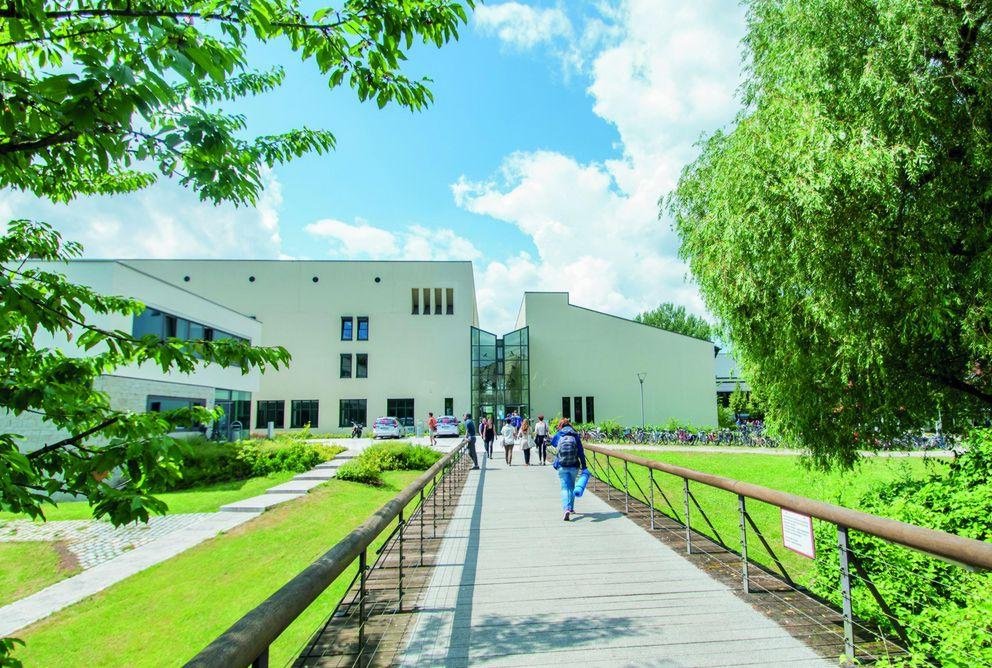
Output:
[
  {"xmin": 337, "ymin": 443, "xmax": 443, "ymax": 487},
  {"xmin": 808, "ymin": 429, "xmax": 992, "ymax": 666},
  {"xmin": 336, "ymin": 459, "xmax": 384, "ymax": 486},
  {"xmin": 168, "ymin": 438, "xmax": 252, "ymax": 490}
]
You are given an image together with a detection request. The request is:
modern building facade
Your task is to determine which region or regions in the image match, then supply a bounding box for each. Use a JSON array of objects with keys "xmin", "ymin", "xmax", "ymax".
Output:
[
  {"xmin": 715, "ymin": 347, "xmax": 750, "ymax": 407},
  {"xmin": 4, "ymin": 260, "xmax": 719, "ymax": 449}
]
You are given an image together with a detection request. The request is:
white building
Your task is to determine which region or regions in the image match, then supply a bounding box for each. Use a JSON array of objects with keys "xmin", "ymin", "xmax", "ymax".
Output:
[{"xmin": 4, "ymin": 260, "xmax": 719, "ymax": 447}]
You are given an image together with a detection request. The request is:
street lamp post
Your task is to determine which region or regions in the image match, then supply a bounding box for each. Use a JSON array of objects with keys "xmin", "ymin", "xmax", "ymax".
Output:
[{"xmin": 637, "ymin": 372, "xmax": 647, "ymax": 429}]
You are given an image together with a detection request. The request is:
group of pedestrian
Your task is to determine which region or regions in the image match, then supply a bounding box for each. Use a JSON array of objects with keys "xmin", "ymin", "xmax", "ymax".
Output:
[{"xmin": 474, "ymin": 411, "xmax": 551, "ymax": 467}]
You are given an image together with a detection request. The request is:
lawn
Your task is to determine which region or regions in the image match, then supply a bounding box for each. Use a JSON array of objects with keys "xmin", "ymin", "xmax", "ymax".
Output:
[
  {"xmin": 594, "ymin": 450, "xmax": 944, "ymax": 586},
  {"xmin": 0, "ymin": 471, "xmax": 298, "ymax": 522},
  {"xmin": 0, "ymin": 542, "xmax": 81, "ymax": 607},
  {"xmin": 11, "ymin": 470, "xmax": 425, "ymax": 667}
]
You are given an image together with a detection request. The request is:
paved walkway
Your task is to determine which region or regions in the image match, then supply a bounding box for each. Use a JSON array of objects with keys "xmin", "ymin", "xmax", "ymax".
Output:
[{"xmin": 398, "ymin": 454, "xmax": 832, "ymax": 667}]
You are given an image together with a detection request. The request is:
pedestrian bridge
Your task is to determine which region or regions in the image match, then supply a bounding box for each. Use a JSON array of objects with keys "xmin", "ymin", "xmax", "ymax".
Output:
[{"xmin": 187, "ymin": 444, "xmax": 992, "ymax": 667}]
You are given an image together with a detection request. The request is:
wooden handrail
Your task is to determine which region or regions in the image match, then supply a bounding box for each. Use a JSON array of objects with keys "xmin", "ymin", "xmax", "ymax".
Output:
[
  {"xmin": 585, "ymin": 444, "xmax": 992, "ymax": 571},
  {"xmin": 185, "ymin": 446, "xmax": 463, "ymax": 668}
]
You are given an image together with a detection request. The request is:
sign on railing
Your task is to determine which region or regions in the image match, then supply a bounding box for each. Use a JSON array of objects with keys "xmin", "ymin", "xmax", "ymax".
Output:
[{"xmin": 780, "ymin": 508, "xmax": 815, "ymax": 558}]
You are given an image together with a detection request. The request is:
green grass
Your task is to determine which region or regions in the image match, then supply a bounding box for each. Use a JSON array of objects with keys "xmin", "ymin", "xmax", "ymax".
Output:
[
  {"xmin": 0, "ymin": 542, "xmax": 81, "ymax": 607},
  {"xmin": 0, "ymin": 471, "xmax": 299, "ymax": 522},
  {"xmin": 595, "ymin": 450, "xmax": 944, "ymax": 586},
  {"xmin": 11, "ymin": 470, "xmax": 424, "ymax": 667}
]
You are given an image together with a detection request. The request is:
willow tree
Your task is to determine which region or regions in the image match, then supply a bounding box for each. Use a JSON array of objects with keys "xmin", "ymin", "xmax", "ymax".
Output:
[
  {"xmin": 0, "ymin": 1, "xmax": 474, "ymax": 527},
  {"xmin": 669, "ymin": 0, "xmax": 992, "ymax": 468}
]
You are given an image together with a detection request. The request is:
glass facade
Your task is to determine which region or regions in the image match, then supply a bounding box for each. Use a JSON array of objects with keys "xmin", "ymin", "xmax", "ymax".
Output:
[
  {"xmin": 471, "ymin": 326, "xmax": 529, "ymax": 422},
  {"xmin": 214, "ymin": 388, "xmax": 251, "ymax": 438}
]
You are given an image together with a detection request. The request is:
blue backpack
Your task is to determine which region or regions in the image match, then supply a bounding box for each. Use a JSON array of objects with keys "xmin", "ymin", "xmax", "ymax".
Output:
[{"xmin": 557, "ymin": 433, "xmax": 580, "ymax": 468}]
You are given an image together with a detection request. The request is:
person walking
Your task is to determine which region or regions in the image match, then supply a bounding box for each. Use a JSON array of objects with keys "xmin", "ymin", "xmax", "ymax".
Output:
[
  {"xmin": 519, "ymin": 417, "xmax": 533, "ymax": 465},
  {"xmin": 500, "ymin": 418, "xmax": 516, "ymax": 466},
  {"xmin": 552, "ymin": 418, "xmax": 587, "ymax": 521},
  {"xmin": 427, "ymin": 412, "xmax": 438, "ymax": 447},
  {"xmin": 482, "ymin": 414, "xmax": 496, "ymax": 459},
  {"xmin": 463, "ymin": 413, "xmax": 479, "ymax": 470},
  {"xmin": 534, "ymin": 414, "xmax": 549, "ymax": 465}
]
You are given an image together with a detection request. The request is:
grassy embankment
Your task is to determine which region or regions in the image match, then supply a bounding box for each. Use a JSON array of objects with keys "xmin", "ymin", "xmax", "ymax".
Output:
[{"xmin": 11, "ymin": 470, "xmax": 425, "ymax": 667}]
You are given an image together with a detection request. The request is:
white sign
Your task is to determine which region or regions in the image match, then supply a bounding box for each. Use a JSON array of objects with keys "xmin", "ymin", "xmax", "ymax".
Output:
[{"xmin": 781, "ymin": 509, "xmax": 815, "ymax": 558}]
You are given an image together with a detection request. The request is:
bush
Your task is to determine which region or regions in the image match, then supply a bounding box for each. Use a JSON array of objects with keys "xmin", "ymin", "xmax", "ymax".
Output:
[
  {"xmin": 808, "ymin": 429, "xmax": 992, "ymax": 666},
  {"xmin": 164, "ymin": 437, "xmax": 343, "ymax": 490},
  {"xmin": 337, "ymin": 443, "xmax": 443, "ymax": 487}
]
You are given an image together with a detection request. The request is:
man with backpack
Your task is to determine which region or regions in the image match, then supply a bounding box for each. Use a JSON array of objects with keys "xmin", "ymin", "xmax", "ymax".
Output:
[{"xmin": 551, "ymin": 417, "xmax": 587, "ymax": 521}]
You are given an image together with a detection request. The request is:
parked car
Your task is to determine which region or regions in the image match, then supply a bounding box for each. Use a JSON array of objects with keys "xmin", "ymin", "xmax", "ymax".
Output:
[
  {"xmin": 436, "ymin": 415, "xmax": 460, "ymax": 438},
  {"xmin": 373, "ymin": 416, "xmax": 403, "ymax": 439}
]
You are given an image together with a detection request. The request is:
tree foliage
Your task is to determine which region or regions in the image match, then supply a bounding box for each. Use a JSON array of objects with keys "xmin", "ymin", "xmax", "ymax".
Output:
[
  {"xmin": 634, "ymin": 302, "xmax": 712, "ymax": 340},
  {"xmin": 669, "ymin": 0, "xmax": 992, "ymax": 468},
  {"xmin": 0, "ymin": 0, "xmax": 474, "ymax": 527}
]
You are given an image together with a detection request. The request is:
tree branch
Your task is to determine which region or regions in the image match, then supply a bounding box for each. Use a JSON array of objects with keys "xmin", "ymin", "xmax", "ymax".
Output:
[
  {"xmin": 27, "ymin": 416, "xmax": 120, "ymax": 459},
  {"xmin": 934, "ymin": 374, "xmax": 992, "ymax": 405},
  {"xmin": 0, "ymin": 7, "xmax": 351, "ymax": 32}
]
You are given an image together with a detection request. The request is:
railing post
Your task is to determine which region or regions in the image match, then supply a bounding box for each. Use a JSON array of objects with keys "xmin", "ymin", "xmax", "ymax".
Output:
[
  {"xmin": 358, "ymin": 549, "xmax": 367, "ymax": 660},
  {"xmin": 251, "ymin": 648, "xmax": 269, "ymax": 668},
  {"xmin": 683, "ymin": 478, "xmax": 692, "ymax": 554},
  {"xmin": 398, "ymin": 508, "xmax": 404, "ymax": 612},
  {"xmin": 738, "ymin": 494, "xmax": 749, "ymax": 593},
  {"xmin": 623, "ymin": 460, "xmax": 630, "ymax": 514},
  {"xmin": 649, "ymin": 468, "xmax": 655, "ymax": 530},
  {"xmin": 432, "ymin": 474, "xmax": 437, "ymax": 538},
  {"xmin": 419, "ymin": 488, "xmax": 425, "ymax": 566},
  {"xmin": 607, "ymin": 454, "xmax": 612, "ymax": 501},
  {"xmin": 837, "ymin": 525, "xmax": 856, "ymax": 661}
]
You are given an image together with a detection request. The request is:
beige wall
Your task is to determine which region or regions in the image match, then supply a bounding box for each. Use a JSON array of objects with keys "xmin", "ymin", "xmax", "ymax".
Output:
[
  {"xmin": 127, "ymin": 260, "xmax": 478, "ymax": 431},
  {"xmin": 522, "ymin": 293, "xmax": 717, "ymax": 427}
]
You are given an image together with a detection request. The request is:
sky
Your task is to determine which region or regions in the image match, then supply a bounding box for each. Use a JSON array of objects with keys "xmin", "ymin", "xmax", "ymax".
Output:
[{"xmin": 1, "ymin": 0, "xmax": 749, "ymax": 334}]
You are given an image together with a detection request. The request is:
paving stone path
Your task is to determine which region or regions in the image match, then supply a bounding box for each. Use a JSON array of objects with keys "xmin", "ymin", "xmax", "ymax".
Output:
[{"xmin": 398, "ymin": 452, "xmax": 834, "ymax": 667}]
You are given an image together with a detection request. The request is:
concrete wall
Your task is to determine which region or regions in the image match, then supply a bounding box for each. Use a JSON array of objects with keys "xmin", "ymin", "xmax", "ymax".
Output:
[
  {"xmin": 126, "ymin": 260, "xmax": 478, "ymax": 431},
  {"xmin": 522, "ymin": 293, "xmax": 717, "ymax": 427}
]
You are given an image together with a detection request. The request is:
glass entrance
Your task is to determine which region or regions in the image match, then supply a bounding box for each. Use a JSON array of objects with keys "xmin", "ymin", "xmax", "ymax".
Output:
[{"xmin": 471, "ymin": 326, "xmax": 530, "ymax": 421}]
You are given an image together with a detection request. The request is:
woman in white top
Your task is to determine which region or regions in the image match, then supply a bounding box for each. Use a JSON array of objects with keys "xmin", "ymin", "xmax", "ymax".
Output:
[
  {"xmin": 534, "ymin": 415, "xmax": 550, "ymax": 465},
  {"xmin": 500, "ymin": 418, "xmax": 516, "ymax": 466}
]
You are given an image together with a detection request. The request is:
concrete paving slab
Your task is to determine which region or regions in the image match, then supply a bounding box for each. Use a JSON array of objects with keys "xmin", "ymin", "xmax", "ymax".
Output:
[
  {"xmin": 265, "ymin": 479, "xmax": 326, "ymax": 494},
  {"xmin": 397, "ymin": 456, "xmax": 833, "ymax": 667},
  {"xmin": 220, "ymin": 493, "xmax": 305, "ymax": 512}
]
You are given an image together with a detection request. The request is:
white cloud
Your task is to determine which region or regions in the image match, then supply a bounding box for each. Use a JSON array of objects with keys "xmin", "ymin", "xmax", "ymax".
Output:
[
  {"xmin": 475, "ymin": 2, "xmax": 573, "ymax": 50},
  {"xmin": 0, "ymin": 170, "xmax": 286, "ymax": 259},
  {"xmin": 457, "ymin": 0, "xmax": 746, "ymax": 332},
  {"xmin": 305, "ymin": 219, "xmax": 482, "ymax": 262}
]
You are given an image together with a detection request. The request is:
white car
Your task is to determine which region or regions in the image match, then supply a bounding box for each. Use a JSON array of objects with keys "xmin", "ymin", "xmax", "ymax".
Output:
[
  {"xmin": 436, "ymin": 415, "xmax": 460, "ymax": 438},
  {"xmin": 373, "ymin": 417, "xmax": 403, "ymax": 439}
]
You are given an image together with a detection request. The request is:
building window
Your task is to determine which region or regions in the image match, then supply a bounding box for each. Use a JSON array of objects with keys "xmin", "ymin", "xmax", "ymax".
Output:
[
  {"xmin": 574, "ymin": 396, "xmax": 584, "ymax": 424},
  {"xmin": 586, "ymin": 397, "xmax": 595, "ymax": 424},
  {"xmin": 434, "ymin": 288, "xmax": 442, "ymax": 314},
  {"xmin": 341, "ymin": 316, "xmax": 353, "ymax": 341},
  {"xmin": 561, "ymin": 397, "xmax": 570, "ymax": 420},
  {"xmin": 256, "ymin": 400, "xmax": 285, "ymax": 429},
  {"xmin": 146, "ymin": 395, "xmax": 207, "ymax": 431},
  {"xmin": 422, "ymin": 288, "xmax": 431, "ymax": 315},
  {"xmin": 445, "ymin": 397, "xmax": 453, "ymax": 416},
  {"xmin": 132, "ymin": 308, "xmax": 248, "ymax": 345},
  {"xmin": 446, "ymin": 288, "xmax": 454, "ymax": 315},
  {"xmin": 339, "ymin": 399, "xmax": 367, "ymax": 428},
  {"xmin": 340, "ymin": 353, "xmax": 352, "ymax": 378},
  {"xmin": 357, "ymin": 317, "xmax": 369, "ymax": 341},
  {"xmin": 411, "ymin": 288, "xmax": 419, "ymax": 315},
  {"xmin": 356, "ymin": 353, "xmax": 368, "ymax": 378},
  {"xmin": 387, "ymin": 398, "xmax": 415, "ymax": 428},
  {"xmin": 291, "ymin": 400, "xmax": 319, "ymax": 429}
]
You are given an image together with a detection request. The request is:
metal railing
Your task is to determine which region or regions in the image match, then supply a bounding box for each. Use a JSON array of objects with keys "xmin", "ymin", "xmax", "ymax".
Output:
[
  {"xmin": 185, "ymin": 444, "xmax": 467, "ymax": 668},
  {"xmin": 582, "ymin": 443, "xmax": 992, "ymax": 665}
]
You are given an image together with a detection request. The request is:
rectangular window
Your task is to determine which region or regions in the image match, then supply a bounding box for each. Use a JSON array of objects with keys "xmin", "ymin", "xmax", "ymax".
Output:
[
  {"xmin": 291, "ymin": 400, "xmax": 319, "ymax": 429},
  {"xmin": 340, "ymin": 353, "xmax": 352, "ymax": 378},
  {"xmin": 561, "ymin": 397, "xmax": 571, "ymax": 420},
  {"xmin": 133, "ymin": 309, "xmax": 248, "ymax": 345},
  {"xmin": 339, "ymin": 399, "xmax": 367, "ymax": 428},
  {"xmin": 146, "ymin": 395, "xmax": 207, "ymax": 431},
  {"xmin": 422, "ymin": 288, "xmax": 431, "ymax": 315},
  {"xmin": 446, "ymin": 288, "xmax": 454, "ymax": 315},
  {"xmin": 445, "ymin": 397, "xmax": 453, "ymax": 416},
  {"xmin": 574, "ymin": 396, "xmax": 583, "ymax": 424},
  {"xmin": 586, "ymin": 397, "xmax": 595, "ymax": 424},
  {"xmin": 434, "ymin": 288, "xmax": 443, "ymax": 314},
  {"xmin": 356, "ymin": 353, "xmax": 368, "ymax": 378},
  {"xmin": 387, "ymin": 398, "xmax": 415, "ymax": 428},
  {"xmin": 341, "ymin": 316, "xmax": 353, "ymax": 340},
  {"xmin": 357, "ymin": 316, "xmax": 369, "ymax": 341},
  {"xmin": 411, "ymin": 288, "xmax": 420, "ymax": 315},
  {"xmin": 256, "ymin": 400, "xmax": 285, "ymax": 429}
]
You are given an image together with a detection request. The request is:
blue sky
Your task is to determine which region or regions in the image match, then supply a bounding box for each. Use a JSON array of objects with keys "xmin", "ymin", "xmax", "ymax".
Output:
[{"xmin": 1, "ymin": 1, "xmax": 748, "ymax": 333}]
